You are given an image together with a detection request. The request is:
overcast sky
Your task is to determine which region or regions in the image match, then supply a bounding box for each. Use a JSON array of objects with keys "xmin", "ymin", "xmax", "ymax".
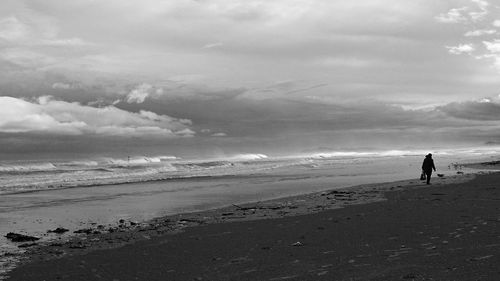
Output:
[{"xmin": 1, "ymin": 0, "xmax": 500, "ymax": 157}]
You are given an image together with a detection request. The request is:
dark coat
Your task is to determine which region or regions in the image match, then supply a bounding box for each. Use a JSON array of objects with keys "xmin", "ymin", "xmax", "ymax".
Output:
[{"xmin": 422, "ymin": 156, "xmax": 436, "ymax": 173}]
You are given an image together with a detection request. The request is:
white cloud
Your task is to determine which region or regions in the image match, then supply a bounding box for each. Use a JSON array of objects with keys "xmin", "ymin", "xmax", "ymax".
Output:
[
  {"xmin": 446, "ymin": 44, "xmax": 475, "ymax": 55},
  {"xmin": 482, "ymin": 40, "xmax": 500, "ymax": 71},
  {"xmin": 202, "ymin": 42, "xmax": 223, "ymax": 49},
  {"xmin": 435, "ymin": 7, "xmax": 468, "ymax": 23},
  {"xmin": 51, "ymin": 82, "xmax": 81, "ymax": 90},
  {"xmin": 126, "ymin": 84, "xmax": 151, "ymax": 104},
  {"xmin": 51, "ymin": 82, "xmax": 71, "ymax": 90},
  {"xmin": 0, "ymin": 96, "xmax": 194, "ymax": 137},
  {"xmin": 174, "ymin": 128, "xmax": 196, "ymax": 137},
  {"xmin": 211, "ymin": 132, "xmax": 227, "ymax": 137},
  {"xmin": 464, "ymin": 29, "xmax": 496, "ymax": 36},
  {"xmin": 483, "ymin": 39, "xmax": 500, "ymax": 53},
  {"xmin": 469, "ymin": 0, "xmax": 489, "ymax": 22},
  {"xmin": 126, "ymin": 83, "xmax": 162, "ymax": 104},
  {"xmin": 41, "ymin": 37, "xmax": 89, "ymax": 47},
  {"xmin": 437, "ymin": 2, "xmax": 500, "ymax": 74},
  {"xmin": 138, "ymin": 110, "xmax": 192, "ymax": 125},
  {"xmin": 435, "ymin": 1, "xmax": 490, "ymax": 24}
]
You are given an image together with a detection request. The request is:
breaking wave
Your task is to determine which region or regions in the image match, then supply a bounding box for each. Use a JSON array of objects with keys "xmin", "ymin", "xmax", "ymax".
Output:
[
  {"xmin": 0, "ymin": 162, "xmax": 57, "ymax": 173},
  {"xmin": 0, "ymin": 153, "xmax": 278, "ymax": 194},
  {"xmin": 62, "ymin": 161, "xmax": 99, "ymax": 167},
  {"xmin": 308, "ymin": 150, "xmax": 430, "ymax": 159},
  {"xmin": 229, "ymin": 154, "xmax": 269, "ymax": 160},
  {"xmin": 103, "ymin": 156, "xmax": 179, "ymax": 167}
]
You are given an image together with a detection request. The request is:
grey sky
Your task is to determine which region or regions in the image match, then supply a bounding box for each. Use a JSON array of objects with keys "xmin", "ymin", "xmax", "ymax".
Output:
[{"xmin": 1, "ymin": 0, "xmax": 500, "ymax": 156}]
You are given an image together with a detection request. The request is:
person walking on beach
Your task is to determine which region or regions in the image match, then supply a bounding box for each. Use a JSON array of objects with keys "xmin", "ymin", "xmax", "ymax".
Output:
[{"xmin": 422, "ymin": 153, "xmax": 436, "ymax": 185}]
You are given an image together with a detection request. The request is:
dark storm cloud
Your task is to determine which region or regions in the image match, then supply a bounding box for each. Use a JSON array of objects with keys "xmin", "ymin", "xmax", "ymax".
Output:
[{"xmin": 438, "ymin": 99, "xmax": 500, "ymax": 121}]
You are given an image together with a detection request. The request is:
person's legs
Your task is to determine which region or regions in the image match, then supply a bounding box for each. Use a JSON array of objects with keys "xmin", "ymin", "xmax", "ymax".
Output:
[{"xmin": 426, "ymin": 172, "xmax": 432, "ymax": 184}]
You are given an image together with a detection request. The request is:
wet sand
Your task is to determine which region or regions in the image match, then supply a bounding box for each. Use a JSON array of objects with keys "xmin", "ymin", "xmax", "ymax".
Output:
[{"xmin": 4, "ymin": 171, "xmax": 500, "ymax": 280}]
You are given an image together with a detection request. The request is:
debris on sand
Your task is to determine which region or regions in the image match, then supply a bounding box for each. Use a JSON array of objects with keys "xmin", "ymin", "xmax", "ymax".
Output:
[
  {"xmin": 5, "ymin": 232, "xmax": 40, "ymax": 242},
  {"xmin": 47, "ymin": 227, "xmax": 69, "ymax": 234},
  {"xmin": 18, "ymin": 243, "xmax": 38, "ymax": 248},
  {"xmin": 73, "ymin": 228, "xmax": 93, "ymax": 234}
]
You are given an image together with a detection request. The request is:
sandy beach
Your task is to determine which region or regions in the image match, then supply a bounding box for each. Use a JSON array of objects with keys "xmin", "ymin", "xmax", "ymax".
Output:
[{"xmin": 3, "ymin": 169, "xmax": 499, "ymax": 280}]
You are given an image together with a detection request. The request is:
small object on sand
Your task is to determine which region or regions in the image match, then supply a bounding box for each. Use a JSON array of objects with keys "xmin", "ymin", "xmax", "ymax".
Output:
[
  {"xmin": 18, "ymin": 243, "xmax": 38, "ymax": 248},
  {"xmin": 457, "ymin": 171, "xmax": 464, "ymax": 174},
  {"xmin": 5, "ymin": 232, "xmax": 40, "ymax": 242},
  {"xmin": 74, "ymin": 228, "xmax": 93, "ymax": 234},
  {"xmin": 402, "ymin": 273, "xmax": 417, "ymax": 279},
  {"xmin": 437, "ymin": 174, "xmax": 444, "ymax": 178},
  {"xmin": 47, "ymin": 227, "xmax": 69, "ymax": 234},
  {"xmin": 291, "ymin": 241, "xmax": 303, "ymax": 247},
  {"xmin": 469, "ymin": 255, "xmax": 493, "ymax": 261}
]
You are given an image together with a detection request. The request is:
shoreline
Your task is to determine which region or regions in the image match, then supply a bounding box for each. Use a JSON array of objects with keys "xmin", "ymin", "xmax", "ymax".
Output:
[
  {"xmin": 0, "ymin": 173, "xmax": 254, "ymax": 196},
  {"xmin": 1, "ymin": 169, "xmax": 488, "ymax": 279}
]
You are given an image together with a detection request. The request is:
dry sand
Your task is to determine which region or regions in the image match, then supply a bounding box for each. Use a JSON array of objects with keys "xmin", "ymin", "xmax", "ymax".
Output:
[{"xmin": 4, "ymin": 171, "xmax": 500, "ymax": 280}]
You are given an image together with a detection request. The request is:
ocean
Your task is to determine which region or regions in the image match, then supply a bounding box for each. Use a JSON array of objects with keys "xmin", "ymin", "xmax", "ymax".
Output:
[
  {"xmin": 1, "ymin": 147, "xmax": 500, "ymax": 276},
  {"xmin": 1, "ymin": 148, "xmax": 499, "ymax": 195}
]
